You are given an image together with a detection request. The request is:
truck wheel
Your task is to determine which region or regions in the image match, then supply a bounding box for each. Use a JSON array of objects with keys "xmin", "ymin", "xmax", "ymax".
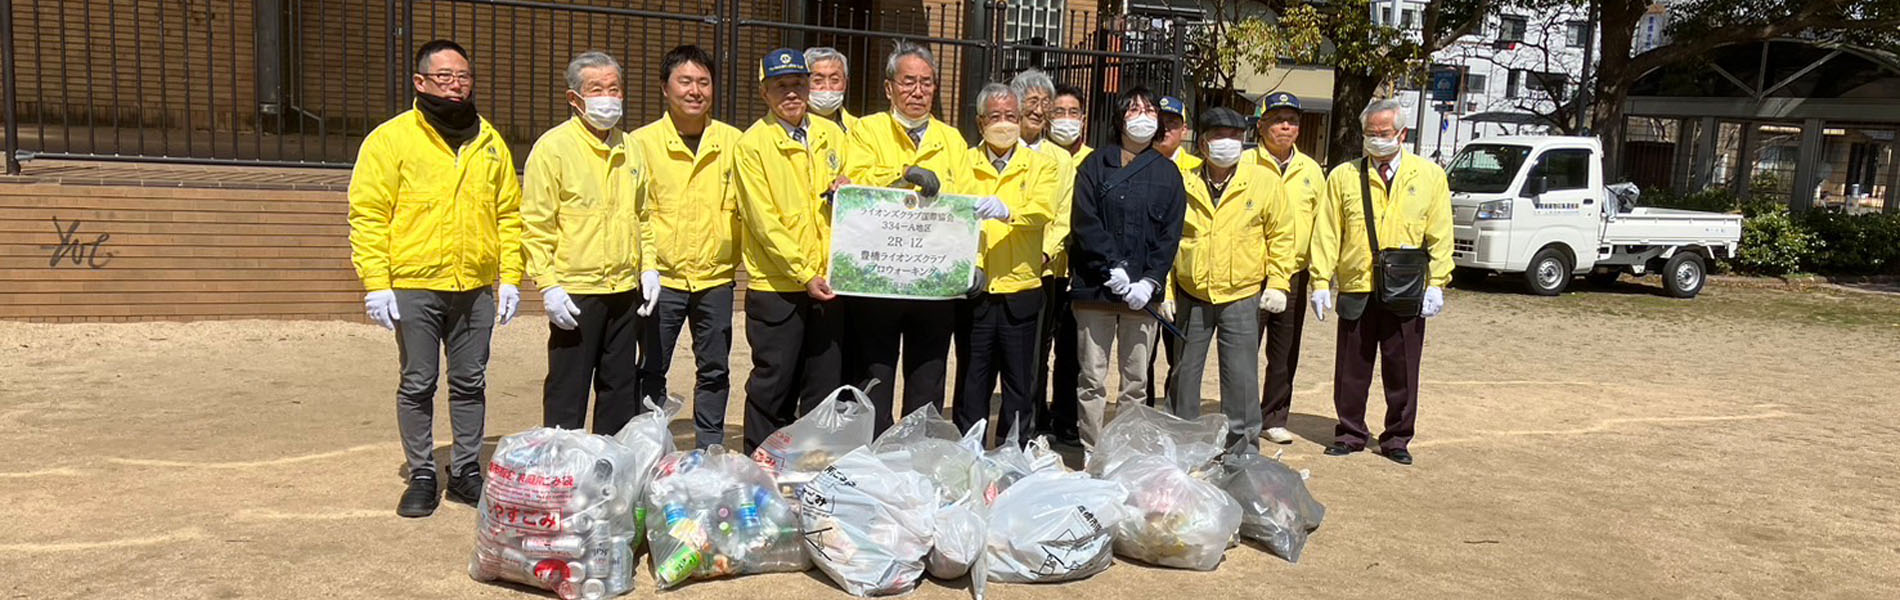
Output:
[
  {"xmin": 1451, "ymin": 267, "xmax": 1488, "ymax": 288},
  {"xmin": 1663, "ymin": 252, "xmax": 1706, "ymax": 298},
  {"xmin": 1585, "ymin": 269, "xmax": 1621, "ymax": 287},
  {"xmin": 1524, "ymin": 248, "xmax": 1572, "ymax": 296}
]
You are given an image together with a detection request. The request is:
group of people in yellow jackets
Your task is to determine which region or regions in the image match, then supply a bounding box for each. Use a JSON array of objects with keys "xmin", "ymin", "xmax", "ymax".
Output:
[{"xmin": 347, "ymin": 39, "xmax": 1452, "ymax": 519}]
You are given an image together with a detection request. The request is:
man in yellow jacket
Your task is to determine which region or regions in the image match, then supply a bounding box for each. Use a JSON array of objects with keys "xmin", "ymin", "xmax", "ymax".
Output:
[
  {"xmin": 843, "ymin": 42, "xmax": 973, "ymax": 434},
  {"xmin": 952, "ymin": 83, "xmax": 1057, "ymax": 445},
  {"xmin": 804, "ymin": 47, "xmax": 859, "ymax": 134},
  {"xmin": 735, "ymin": 48, "xmax": 853, "ymax": 453},
  {"xmin": 1308, "ymin": 98, "xmax": 1454, "ymax": 466},
  {"xmin": 347, "ymin": 40, "xmax": 522, "ymax": 518},
  {"xmin": 631, "ymin": 45, "xmax": 745, "ymax": 449},
  {"xmin": 1249, "ymin": 92, "xmax": 1328, "ymax": 446},
  {"xmin": 521, "ymin": 51, "xmax": 655, "ymax": 437},
  {"xmin": 1035, "ymin": 83, "xmax": 1093, "ymax": 446},
  {"xmin": 1159, "ymin": 107, "xmax": 1296, "ymax": 452}
]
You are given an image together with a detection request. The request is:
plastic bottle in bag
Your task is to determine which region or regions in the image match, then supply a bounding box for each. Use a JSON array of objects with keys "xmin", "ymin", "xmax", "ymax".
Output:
[
  {"xmin": 1103, "ymin": 454, "xmax": 1241, "ymax": 570},
  {"xmin": 647, "ymin": 445, "xmax": 810, "ymax": 589}
]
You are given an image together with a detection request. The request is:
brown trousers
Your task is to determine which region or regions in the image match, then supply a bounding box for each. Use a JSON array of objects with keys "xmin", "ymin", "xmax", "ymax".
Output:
[{"xmin": 1332, "ymin": 299, "xmax": 1425, "ymax": 452}]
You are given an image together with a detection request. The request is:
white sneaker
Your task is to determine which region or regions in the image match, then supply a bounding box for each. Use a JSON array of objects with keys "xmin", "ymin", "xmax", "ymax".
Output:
[{"xmin": 1264, "ymin": 427, "xmax": 1294, "ymax": 444}]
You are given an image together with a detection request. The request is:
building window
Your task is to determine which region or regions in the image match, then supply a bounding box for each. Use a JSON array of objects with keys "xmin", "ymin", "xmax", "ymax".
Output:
[
  {"xmin": 1566, "ymin": 22, "xmax": 1588, "ymax": 48},
  {"xmin": 1523, "ymin": 71, "xmax": 1566, "ymax": 99},
  {"xmin": 1499, "ymin": 15, "xmax": 1528, "ymax": 43},
  {"xmin": 1464, "ymin": 73, "xmax": 1489, "ymax": 96},
  {"xmin": 1006, "ymin": 0, "xmax": 1064, "ymax": 46},
  {"xmin": 1402, "ymin": 9, "xmax": 1418, "ymax": 30},
  {"xmin": 1506, "ymin": 70, "xmax": 1521, "ymax": 99},
  {"xmin": 1379, "ymin": 7, "xmax": 1393, "ymax": 26}
]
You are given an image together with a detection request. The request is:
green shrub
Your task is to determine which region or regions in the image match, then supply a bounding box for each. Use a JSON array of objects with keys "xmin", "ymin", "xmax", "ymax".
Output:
[
  {"xmin": 1799, "ymin": 211, "xmax": 1900, "ymax": 275},
  {"xmin": 1732, "ymin": 207, "xmax": 1822, "ymax": 275}
]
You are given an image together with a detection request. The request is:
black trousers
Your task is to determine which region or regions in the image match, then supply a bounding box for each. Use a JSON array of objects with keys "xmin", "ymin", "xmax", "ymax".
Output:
[
  {"xmin": 1147, "ymin": 307, "xmax": 1179, "ymax": 407},
  {"xmin": 1333, "ymin": 299, "xmax": 1425, "ymax": 452},
  {"xmin": 953, "ymin": 289, "xmax": 1043, "ymax": 447},
  {"xmin": 1261, "ymin": 270, "xmax": 1309, "ymax": 429},
  {"xmin": 847, "ymin": 296, "xmax": 954, "ymax": 435},
  {"xmin": 544, "ymin": 290, "xmax": 642, "ymax": 435},
  {"xmin": 636, "ymin": 285, "xmax": 735, "ymax": 449},
  {"xmin": 743, "ymin": 290, "xmax": 844, "ymax": 454},
  {"xmin": 1033, "ymin": 276, "xmax": 1080, "ymax": 441}
]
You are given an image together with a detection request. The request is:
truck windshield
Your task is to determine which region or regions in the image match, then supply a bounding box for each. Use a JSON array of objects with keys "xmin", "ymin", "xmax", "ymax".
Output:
[{"xmin": 1448, "ymin": 144, "xmax": 1531, "ymax": 194}]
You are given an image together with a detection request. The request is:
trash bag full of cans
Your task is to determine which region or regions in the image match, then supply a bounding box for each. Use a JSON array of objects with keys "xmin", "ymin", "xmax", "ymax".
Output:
[
  {"xmin": 468, "ymin": 428, "xmax": 642, "ymax": 599},
  {"xmin": 646, "ymin": 445, "xmax": 810, "ymax": 589},
  {"xmin": 752, "ymin": 384, "xmax": 876, "ymax": 504},
  {"xmin": 1210, "ymin": 451, "xmax": 1325, "ymax": 563},
  {"xmin": 797, "ymin": 446, "xmax": 940, "ymax": 596}
]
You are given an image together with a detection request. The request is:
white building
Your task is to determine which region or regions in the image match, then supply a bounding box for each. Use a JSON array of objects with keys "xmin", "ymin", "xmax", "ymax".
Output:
[{"xmin": 1372, "ymin": 1, "xmax": 1599, "ymax": 161}]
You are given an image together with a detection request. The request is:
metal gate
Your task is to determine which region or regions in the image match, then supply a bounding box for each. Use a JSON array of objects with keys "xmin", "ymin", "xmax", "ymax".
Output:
[{"xmin": 0, "ymin": 0, "xmax": 1184, "ymax": 173}]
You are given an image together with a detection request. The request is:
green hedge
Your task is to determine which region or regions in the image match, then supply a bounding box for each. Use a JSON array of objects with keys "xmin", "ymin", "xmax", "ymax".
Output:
[{"xmin": 1643, "ymin": 188, "xmax": 1900, "ymax": 277}]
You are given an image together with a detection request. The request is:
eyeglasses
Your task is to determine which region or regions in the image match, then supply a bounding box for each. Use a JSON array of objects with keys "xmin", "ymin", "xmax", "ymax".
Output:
[
  {"xmin": 419, "ymin": 71, "xmax": 475, "ymax": 85},
  {"xmin": 891, "ymin": 77, "xmax": 937, "ymax": 93},
  {"xmin": 1048, "ymin": 106, "xmax": 1084, "ymax": 118}
]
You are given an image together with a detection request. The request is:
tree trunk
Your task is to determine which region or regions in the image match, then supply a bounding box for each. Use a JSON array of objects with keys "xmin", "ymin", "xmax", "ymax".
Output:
[
  {"xmin": 1328, "ymin": 70, "xmax": 1379, "ymax": 166},
  {"xmin": 1592, "ymin": 0, "xmax": 1643, "ymax": 182}
]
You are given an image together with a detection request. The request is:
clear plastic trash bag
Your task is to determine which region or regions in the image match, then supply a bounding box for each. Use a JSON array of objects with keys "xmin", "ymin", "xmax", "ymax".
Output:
[
  {"xmin": 468, "ymin": 428, "xmax": 642, "ymax": 599},
  {"xmin": 982, "ymin": 471, "xmax": 1130, "ymax": 583},
  {"xmin": 645, "ymin": 445, "xmax": 810, "ymax": 589},
  {"xmin": 610, "ymin": 396, "xmax": 684, "ymax": 551},
  {"xmin": 752, "ymin": 384, "xmax": 877, "ymax": 505},
  {"xmin": 798, "ymin": 446, "xmax": 939, "ymax": 596},
  {"xmin": 1085, "ymin": 403, "xmax": 1226, "ymax": 478},
  {"xmin": 1210, "ymin": 451, "xmax": 1325, "ymax": 563},
  {"xmin": 1103, "ymin": 454, "xmax": 1241, "ymax": 571}
]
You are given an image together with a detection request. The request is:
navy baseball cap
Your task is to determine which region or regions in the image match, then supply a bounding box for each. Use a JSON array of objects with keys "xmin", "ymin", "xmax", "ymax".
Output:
[
  {"xmin": 1256, "ymin": 92, "xmax": 1301, "ymax": 116},
  {"xmin": 1157, "ymin": 96, "xmax": 1187, "ymax": 119},
  {"xmin": 758, "ymin": 48, "xmax": 810, "ymax": 81}
]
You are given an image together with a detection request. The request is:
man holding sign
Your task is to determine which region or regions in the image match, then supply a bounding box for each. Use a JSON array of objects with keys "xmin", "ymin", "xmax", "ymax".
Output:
[
  {"xmin": 951, "ymin": 83, "xmax": 1057, "ymax": 445},
  {"xmin": 734, "ymin": 48, "xmax": 853, "ymax": 453},
  {"xmin": 842, "ymin": 42, "xmax": 980, "ymax": 434}
]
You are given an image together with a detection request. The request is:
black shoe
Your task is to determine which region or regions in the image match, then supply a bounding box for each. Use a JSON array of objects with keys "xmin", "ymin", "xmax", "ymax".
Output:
[
  {"xmin": 445, "ymin": 463, "xmax": 484, "ymax": 506},
  {"xmin": 1383, "ymin": 449, "xmax": 1414, "ymax": 465},
  {"xmin": 397, "ymin": 470, "xmax": 439, "ymax": 518},
  {"xmin": 1323, "ymin": 443, "xmax": 1362, "ymax": 457}
]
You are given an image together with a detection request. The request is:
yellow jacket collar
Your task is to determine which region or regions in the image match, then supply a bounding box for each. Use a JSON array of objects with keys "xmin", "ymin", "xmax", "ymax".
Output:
[{"xmin": 660, "ymin": 112, "xmax": 724, "ymax": 157}]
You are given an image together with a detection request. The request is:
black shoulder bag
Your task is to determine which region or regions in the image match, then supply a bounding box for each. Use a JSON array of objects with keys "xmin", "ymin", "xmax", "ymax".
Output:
[{"xmin": 1360, "ymin": 158, "xmax": 1430, "ymax": 318}]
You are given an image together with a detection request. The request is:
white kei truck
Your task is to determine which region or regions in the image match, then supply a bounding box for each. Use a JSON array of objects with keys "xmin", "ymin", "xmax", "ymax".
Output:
[{"xmin": 1445, "ymin": 136, "xmax": 1744, "ymax": 298}]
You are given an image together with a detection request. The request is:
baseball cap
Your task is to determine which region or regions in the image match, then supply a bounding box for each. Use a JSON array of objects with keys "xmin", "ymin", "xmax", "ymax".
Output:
[
  {"xmin": 758, "ymin": 48, "xmax": 810, "ymax": 81},
  {"xmin": 1157, "ymin": 96, "xmax": 1187, "ymax": 120},
  {"xmin": 1255, "ymin": 92, "xmax": 1301, "ymax": 116}
]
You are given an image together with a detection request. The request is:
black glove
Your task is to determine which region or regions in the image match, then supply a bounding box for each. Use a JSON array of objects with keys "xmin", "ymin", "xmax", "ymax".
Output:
[
  {"xmin": 901, "ymin": 166, "xmax": 941, "ymax": 197},
  {"xmin": 966, "ymin": 267, "xmax": 989, "ymax": 299}
]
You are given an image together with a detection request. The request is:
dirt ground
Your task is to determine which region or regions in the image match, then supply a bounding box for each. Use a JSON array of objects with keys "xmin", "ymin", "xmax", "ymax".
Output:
[{"xmin": 4, "ymin": 277, "xmax": 1899, "ymax": 600}]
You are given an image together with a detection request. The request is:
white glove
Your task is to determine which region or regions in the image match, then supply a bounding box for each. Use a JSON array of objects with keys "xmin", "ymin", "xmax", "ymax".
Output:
[
  {"xmin": 974, "ymin": 195, "xmax": 1011, "ymax": 221},
  {"xmin": 364, "ymin": 290, "xmax": 399, "ymax": 331},
  {"xmin": 1106, "ymin": 267, "xmax": 1132, "ymax": 296},
  {"xmin": 637, "ymin": 271, "xmax": 662, "ymax": 317},
  {"xmin": 1310, "ymin": 289, "xmax": 1333, "ymax": 321},
  {"xmin": 542, "ymin": 286, "xmax": 582, "ymax": 330},
  {"xmin": 496, "ymin": 284, "xmax": 520, "ymax": 325},
  {"xmin": 1124, "ymin": 280, "xmax": 1155, "ymax": 311},
  {"xmin": 1157, "ymin": 299, "xmax": 1175, "ymax": 322},
  {"xmin": 1421, "ymin": 286, "xmax": 1445, "ymax": 318},
  {"xmin": 1258, "ymin": 288, "xmax": 1288, "ymax": 314}
]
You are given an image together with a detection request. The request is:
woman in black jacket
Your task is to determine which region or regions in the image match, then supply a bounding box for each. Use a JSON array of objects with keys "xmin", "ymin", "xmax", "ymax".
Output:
[{"xmin": 1066, "ymin": 85, "xmax": 1187, "ymax": 453}]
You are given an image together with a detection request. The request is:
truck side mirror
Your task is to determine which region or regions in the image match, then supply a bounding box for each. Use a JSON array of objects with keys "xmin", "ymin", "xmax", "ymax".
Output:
[{"xmin": 1522, "ymin": 175, "xmax": 1549, "ymax": 198}]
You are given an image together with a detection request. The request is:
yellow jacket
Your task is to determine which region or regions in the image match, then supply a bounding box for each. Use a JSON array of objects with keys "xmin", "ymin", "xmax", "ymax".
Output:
[
  {"xmin": 1169, "ymin": 161, "xmax": 1296, "ymax": 304},
  {"xmin": 348, "ymin": 107, "xmax": 523, "ymax": 292},
  {"xmin": 969, "ymin": 143, "xmax": 1058, "ymax": 294},
  {"xmin": 735, "ymin": 115, "xmax": 851, "ymax": 293},
  {"xmin": 631, "ymin": 113, "xmax": 744, "ymax": 291},
  {"xmin": 845, "ymin": 112, "xmax": 972, "ymax": 195},
  {"xmin": 1245, "ymin": 146, "xmax": 1328, "ymax": 272},
  {"xmin": 1310, "ymin": 151, "xmax": 1455, "ymax": 293},
  {"xmin": 1033, "ymin": 141, "xmax": 1079, "ymax": 280},
  {"xmin": 520, "ymin": 117, "xmax": 652, "ymax": 295},
  {"xmin": 1173, "ymin": 147, "xmax": 1203, "ymax": 172},
  {"xmin": 827, "ymin": 108, "xmax": 860, "ymax": 134}
]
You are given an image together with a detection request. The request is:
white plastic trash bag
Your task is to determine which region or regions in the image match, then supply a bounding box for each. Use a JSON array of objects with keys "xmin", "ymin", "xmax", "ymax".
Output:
[
  {"xmin": 469, "ymin": 428, "xmax": 641, "ymax": 599},
  {"xmin": 983, "ymin": 471, "xmax": 1130, "ymax": 583},
  {"xmin": 1085, "ymin": 403, "xmax": 1226, "ymax": 478},
  {"xmin": 798, "ymin": 447, "xmax": 939, "ymax": 596},
  {"xmin": 753, "ymin": 384, "xmax": 876, "ymax": 504},
  {"xmin": 646, "ymin": 446, "xmax": 809, "ymax": 589},
  {"xmin": 611, "ymin": 396, "xmax": 684, "ymax": 551},
  {"xmin": 1103, "ymin": 454, "xmax": 1241, "ymax": 570},
  {"xmin": 926, "ymin": 503, "xmax": 985, "ymax": 580},
  {"xmin": 1211, "ymin": 451, "xmax": 1326, "ymax": 563}
]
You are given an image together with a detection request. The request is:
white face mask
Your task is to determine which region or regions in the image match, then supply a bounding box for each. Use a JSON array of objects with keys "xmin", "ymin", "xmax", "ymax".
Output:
[
  {"xmin": 1049, "ymin": 118, "xmax": 1083, "ymax": 145},
  {"xmin": 1124, "ymin": 115, "xmax": 1158, "ymax": 144},
  {"xmin": 580, "ymin": 95, "xmax": 622, "ymax": 130},
  {"xmin": 809, "ymin": 90, "xmax": 844, "ymax": 115},
  {"xmin": 891, "ymin": 110, "xmax": 929, "ymax": 130},
  {"xmin": 1206, "ymin": 138, "xmax": 1243, "ymax": 168},
  {"xmin": 1363, "ymin": 133, "xmax": 1402, "ymax": 159}
]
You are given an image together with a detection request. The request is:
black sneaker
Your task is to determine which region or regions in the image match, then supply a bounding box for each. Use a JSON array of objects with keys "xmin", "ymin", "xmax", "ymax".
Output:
[
  {"xmin": 445, "ymin": 463, "xmax": 484, "ymax": 506},
  {"xmin": 396, "ymin": 470, "xmax": 439, "ymax": 518},
  {"xmin": 1323, "ymin": 442, "xmax": 1363, "ymax": 457}
]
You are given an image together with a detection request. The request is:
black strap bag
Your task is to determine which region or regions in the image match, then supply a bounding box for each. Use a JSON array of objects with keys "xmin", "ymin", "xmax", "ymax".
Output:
[{"xmin": 1360, "ymin": 158, "xmax": 1430, "ymax": 318}]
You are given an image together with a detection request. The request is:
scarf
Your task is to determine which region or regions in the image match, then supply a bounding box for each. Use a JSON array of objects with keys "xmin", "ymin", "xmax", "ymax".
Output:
[{"xmin": 416, "ymin": 92, "xmax": 481, "ymax": 149}]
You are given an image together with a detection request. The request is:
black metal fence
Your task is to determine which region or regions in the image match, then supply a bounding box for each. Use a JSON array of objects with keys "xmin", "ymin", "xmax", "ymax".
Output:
[{"xmin": 0, "ymin": 0, "xmax": 1184, "ymax": 174}]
